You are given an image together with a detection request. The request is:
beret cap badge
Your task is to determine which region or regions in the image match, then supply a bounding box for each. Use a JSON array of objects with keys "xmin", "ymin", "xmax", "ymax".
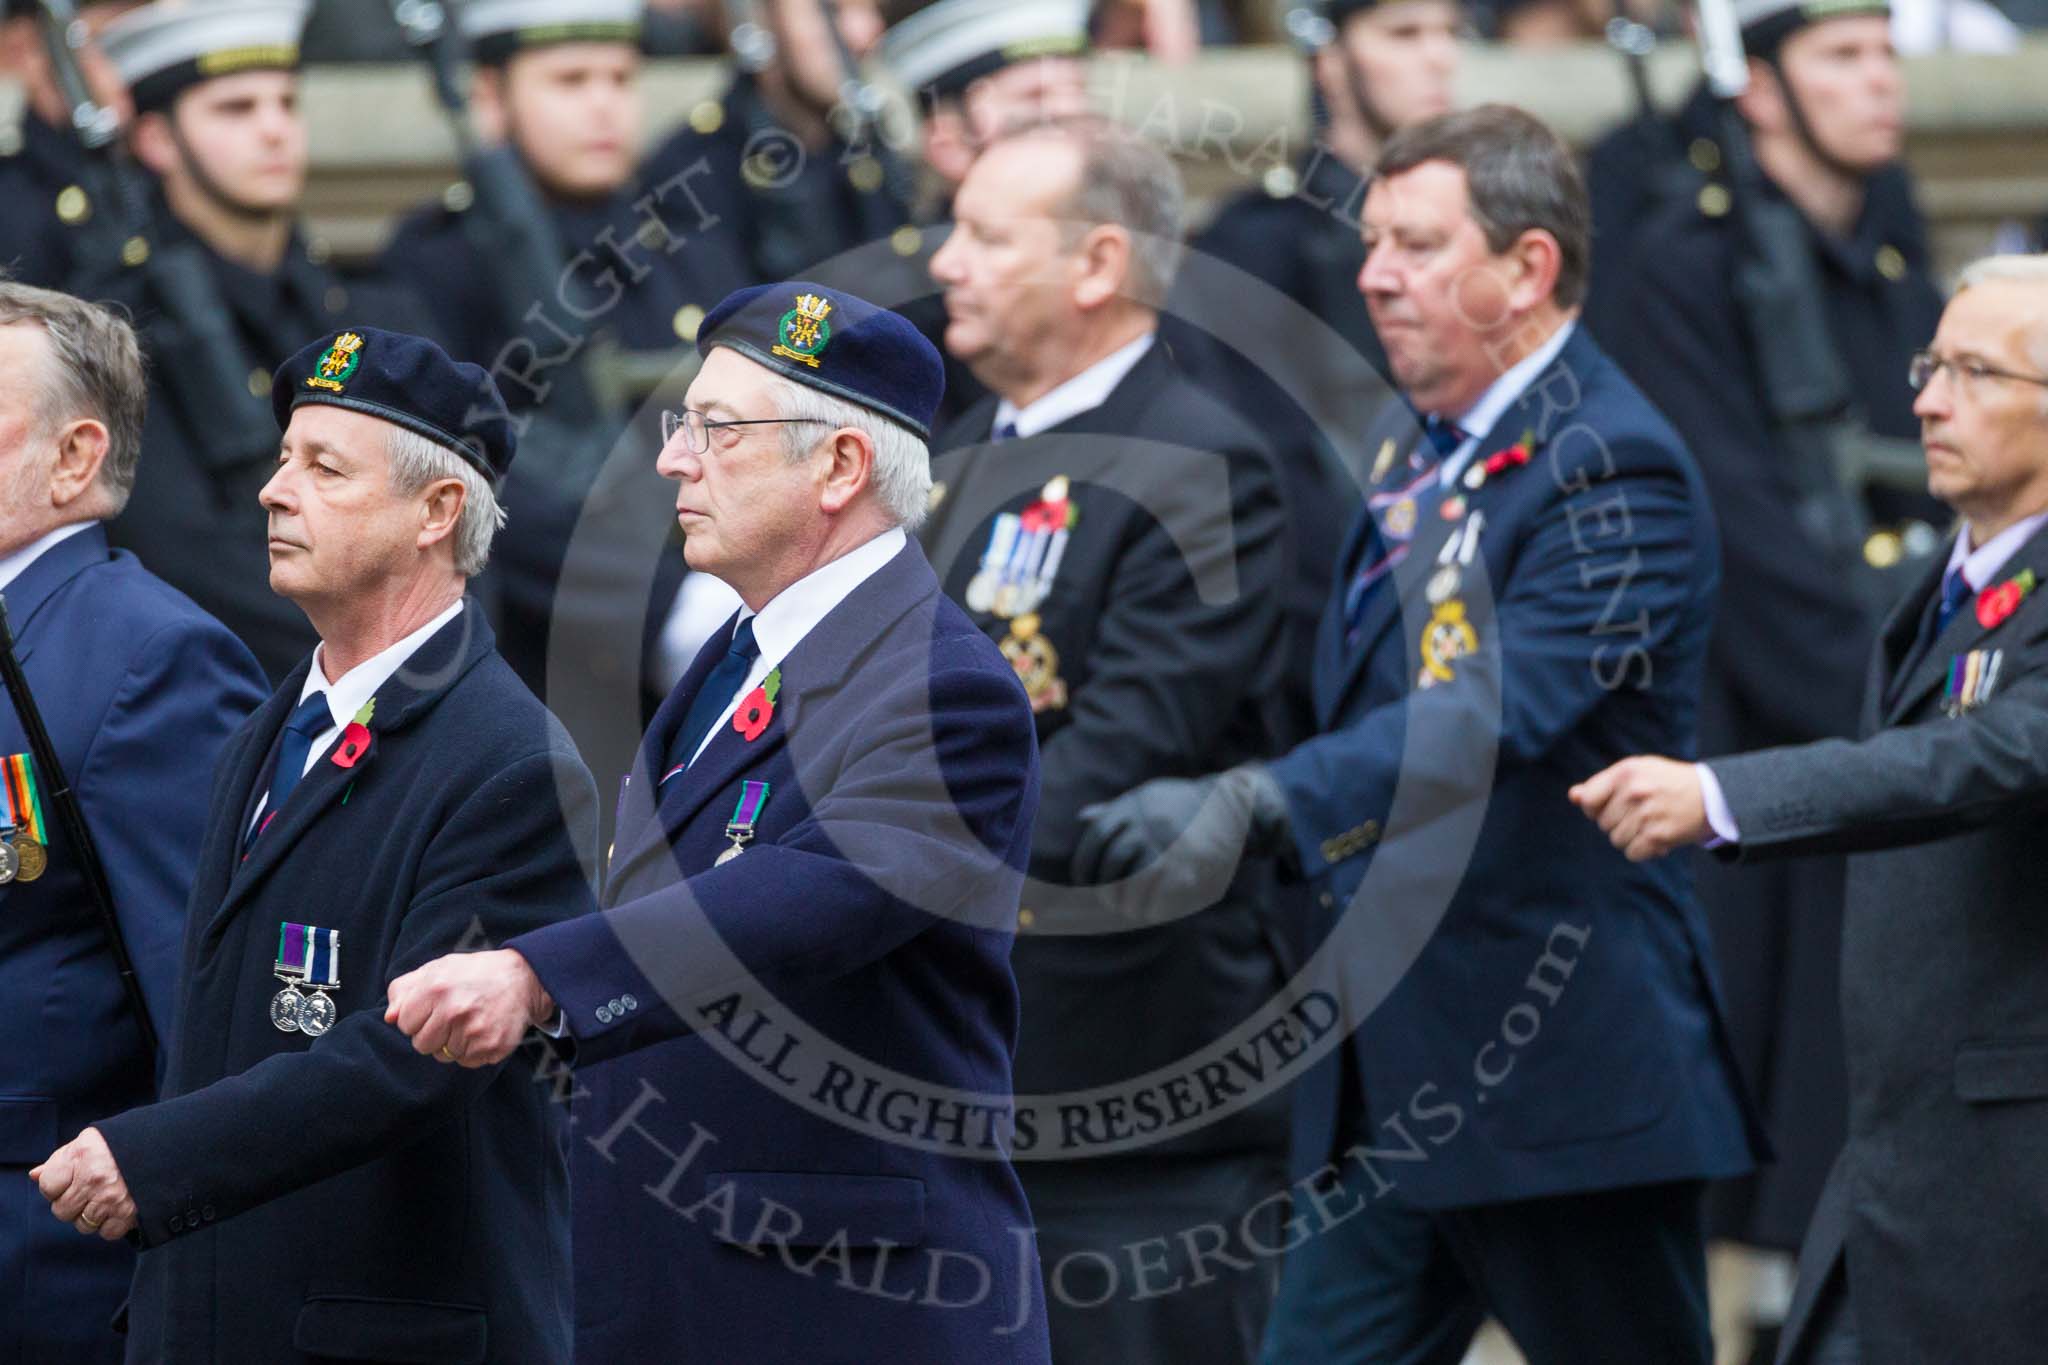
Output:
[
  {"xmin": 305, "ymin": 332, "xmax": 364, "ymax": 394},
  {"xmin": 772, "ymin": 293, "xmax": 834, "ymax": 369}
]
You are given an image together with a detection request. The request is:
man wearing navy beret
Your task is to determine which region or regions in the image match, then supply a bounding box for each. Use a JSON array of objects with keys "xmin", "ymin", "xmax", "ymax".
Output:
[
  {"xmin": 389, "ymin": 284, "xmax": 1052, "ymax": 1363},
  {"xmin": 31, "ymin": 326, "xmax": 598, "ymax": 1363}
]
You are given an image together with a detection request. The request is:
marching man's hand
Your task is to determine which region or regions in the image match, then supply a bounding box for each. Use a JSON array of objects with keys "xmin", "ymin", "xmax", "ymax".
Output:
[
  {"xmin": 385, "ymin": 949, "xmax": 555, "ymax": 1068},
  {"xmin": 31, "ymin": 1127, "xmax": 137, "ymax": 1240},
  {"xmin": 1569, "ymin": 756, "xmax": 1708, "ymax": 862}
]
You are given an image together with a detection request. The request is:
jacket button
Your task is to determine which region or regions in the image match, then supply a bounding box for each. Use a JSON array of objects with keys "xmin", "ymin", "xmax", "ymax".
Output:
[
  {"xmin": 202, "ymin": 1205, "xmax": 216, "ymax": 1222},
  {"xmin": 608, "ymin": 998, "xmax": 623, "ymax": 1015},
  {"xmin": 1319, "ymin": 892, "xmax": 1334, "ymax": 909},
  {"xmin": 621, "ymin": 994, "xmax": 637, "ymax": 1011},
  {"xmin": 596, "ymin": 1005, "xmax": 613, "ymax": 1024},
  {"xmin": 168, "ymin": 1214, "xmax": 184, "ymax": 1233}
]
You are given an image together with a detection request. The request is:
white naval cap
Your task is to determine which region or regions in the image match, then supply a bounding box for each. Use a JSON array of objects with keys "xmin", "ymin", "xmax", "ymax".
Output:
[
  {"xmin": 1727, "ymin": 0, "xmax": 1890, "ymax": 52},
  {"xmin": 461, "ymin": 0, "xmax": 644, "ymax": 65},
  {"xmin": 879, "ymin": 0, "xmax": 1089, "ymax": 100},
  {"xmin": 101, "ymin": 0, "xmax": 310, "ymax": 113}
]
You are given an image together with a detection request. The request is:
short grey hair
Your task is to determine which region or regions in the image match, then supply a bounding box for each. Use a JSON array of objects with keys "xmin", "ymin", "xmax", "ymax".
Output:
[
  {"xmin": 1956, "ymin": 253, "xmax": 2048, "ymax": 372},
  {"xmin": 384, "ymin": 426, "xmax": 507, "ymax": 577},
  {"xmin": 1049, "ymin": 123, "xmax": 1187, "ymax": 310},
  {"xmin": 767, "ymin": 377, "xmax": 933, "ymax": 531},
  {"xmin": 0, "ymin": 281, "xmax": 147, "ymax": 515}
]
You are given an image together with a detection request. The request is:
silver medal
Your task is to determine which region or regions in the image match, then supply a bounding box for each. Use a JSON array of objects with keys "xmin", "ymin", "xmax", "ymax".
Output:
[
  {"xmin": 271, "ymin": 985, "xmax": 306, "ymax": 1032},
  {"xmin": 714, "ymin": 842, "xmax": 746, "ymax": 866},
  {"xmin": 298, "ymin": 990, "xmax": 336, "ymax": 1037},
  {"xmin": 0, "ymin": 839, "xmax": 16, "ymax": 885}
]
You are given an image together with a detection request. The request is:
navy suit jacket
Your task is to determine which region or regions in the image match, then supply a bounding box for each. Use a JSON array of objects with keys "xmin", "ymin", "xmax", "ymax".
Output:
[
  {"xmin": 1268, "ymin": 325, "xmax": 1768, "ymax": 1208},
  {"xmin": 511, "ymin": 537, "xmax": 1053, "ymax": 1365},
  {"xmin": 96, "ymin": 604, "xmax": 596, "ymax": 1364},
  {"xmin": 0, "ymin": 526, "xmax": 265, "ymax": 1365}
]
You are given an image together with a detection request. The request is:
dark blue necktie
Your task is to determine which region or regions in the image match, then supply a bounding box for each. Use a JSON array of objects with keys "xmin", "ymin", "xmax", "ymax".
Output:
[
  {"xmin": 1895, "ymin": 565, "xmax": 1974, "ymax": 703},
  {"xmin": 992, "ymin": 421, "xmax": 1019, "ymax": 443},
  {"xmin": 1421, "ymin": 413, "xmax": 1467, "ymax": 460},
  {"xmin": 1933, "ymin": 565, "xmax": 1973, "ymax": 636},
  {"xmin": 267, "ymin": 693, "xmax": 334, "ymax": 816},
  {"xmin": 663, "ymin": 617, "xmax": 759, "ymax": 781}
]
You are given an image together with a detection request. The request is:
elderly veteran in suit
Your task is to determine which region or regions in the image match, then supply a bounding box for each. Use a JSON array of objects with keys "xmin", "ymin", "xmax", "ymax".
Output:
[
  {"xmin": 29, "ymin": 326, "xmax": 597, "ymax": 1364},
  {"xmin": 0, "ymin": 283, "xmax": 266, "ymax": 1365},
  {"xmin": 387, "ymin": 284, "xmax": 1050, "ymax": 1364},
  {"xmin": 1574, "ymin": 253, "xmax": 2048, "ymax": 1365},
  {"xmin": 1075, "ymin": 106, "xmax": 1765, "ymax": 1365}
]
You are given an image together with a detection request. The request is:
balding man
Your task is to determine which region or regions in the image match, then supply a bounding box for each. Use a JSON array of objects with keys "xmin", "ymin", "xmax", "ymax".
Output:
[
  {"xmin": 920, "ymin": 121, "xmax": 1292, "ymax": 1365},
  {"xmin": 30, "ymin": 326, "xmax": 596, "ymax": 1364},
  {"xmin": 389, "ymin": 283, "xmax": 1050, "ymax": 1363},
  {"xmin": 0, "ymin": 283, "xmax": 264, "ymax": 1365},
  {"xmin": 1575, "ymin": 254, "xmax": 2048, "ymax": 1365}
]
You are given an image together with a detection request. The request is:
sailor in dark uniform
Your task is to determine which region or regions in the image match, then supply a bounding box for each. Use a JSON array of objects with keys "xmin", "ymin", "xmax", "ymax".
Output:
[
  {"xmin": 1172, "ymin": 0, "xmax": 1461, "ymax": 745},
  {"xmin": 1591, "ymin": 0, "xmax": 1947, "ymax": 1276},
  {"xmin": 0, "ymin": 0, "xmax": 138, "ymax": 288},
  {"xmin": 82, "ymin": 0, "xmax": 425, "ymax": 682},
  {"xmin": 646, "ymin": 0, "xmax": 911, "ymax": 287},
  {"xmin": 379, "ymin": 0, "xmax": 749, "ymax": 759},
  {"xmin": 873, "ymin": 0, "xmax": 1093, "ymax": 432}
]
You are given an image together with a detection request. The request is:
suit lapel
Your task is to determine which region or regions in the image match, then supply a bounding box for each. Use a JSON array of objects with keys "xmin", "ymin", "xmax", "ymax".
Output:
[
  {"xmin": 610, "ymin": 541, "xmax": 940, "ymax": 891},
  {"xmin": 203, "ymin": 603, "xmax": 497, "ymax": 941},
  {"xmin": 1885, "ymin": 523, "xmax": 2048, "ymax": 724},
  {"xmin": 0, "ymin": 524, "xmax": 112, "ymax": 665}
]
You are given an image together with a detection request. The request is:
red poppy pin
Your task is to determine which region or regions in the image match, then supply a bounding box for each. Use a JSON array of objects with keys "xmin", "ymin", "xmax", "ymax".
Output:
[
  {"xmin": 331, "ymin": 700, "xmax": 374, "ymax": 769},
  {"xmin": 1976, "ymin": 568, "xmax": 2036, "ymax": 630},
  {"xmin": 1482, "ymin": 434, "xmax": 1534, "ymax": 477},
  {"xmin": 732, "ymin": 668, "xmax": 783, "ymax": 742}
]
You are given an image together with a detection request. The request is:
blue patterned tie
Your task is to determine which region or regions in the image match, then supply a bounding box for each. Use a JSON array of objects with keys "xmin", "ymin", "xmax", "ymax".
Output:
[
  {"xmin": 663, "ymin": 617, "xmax": 760, "ymax": 781},
  {"xmin": 1420, "ymin": 414, "xmax": 1466, "ymax": 460}
]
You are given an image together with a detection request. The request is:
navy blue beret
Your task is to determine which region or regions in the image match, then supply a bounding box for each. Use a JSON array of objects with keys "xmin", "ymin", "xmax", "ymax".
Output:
[
  {"xmin": 272, "ymin": 327, "xmax": 517, "ymax": 486},
  {"xmin": 697, "ymin": 283, "xmax": 945, "ymax": 440}
]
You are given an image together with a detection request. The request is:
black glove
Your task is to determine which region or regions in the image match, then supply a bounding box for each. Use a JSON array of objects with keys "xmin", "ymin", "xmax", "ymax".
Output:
[{"xmin": 1071, "ymin": 765, "xmax": 1292, "ymax": 914}]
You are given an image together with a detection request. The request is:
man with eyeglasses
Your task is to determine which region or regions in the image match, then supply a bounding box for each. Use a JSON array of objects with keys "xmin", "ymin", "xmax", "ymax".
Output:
[
  {"xmin": 1574, "ymin": 253, "xmax": 2048, "ymax": 1365},
  {"xmin": 1584, "ymin": 0, "xmax": 1949, "ymax": 1283},
  {"xmin": 385, "ymin": 281, "xmax": 1053, "ymax": 1364}
]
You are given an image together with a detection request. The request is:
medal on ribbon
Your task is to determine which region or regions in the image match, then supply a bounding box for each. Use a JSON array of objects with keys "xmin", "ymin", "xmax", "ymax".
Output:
[
  {"xmin": 1000, "ymin": 612, "xmax": 1068, "ymax": 713},
  {"xmin": 272, "ymin": 921, "xmax": 342, "ymax": 1037},
  {"xmin": 715, "ymin": 780, "xmax": 772, "ymax": 866},
  {"xmin": 969, "ymin": 477, "xmax": 1077, "ymax": 620},
  {"xmin": 0, "ymin": 753, "xmax": 49, "ymax": 882},
  {"xmin": 1943, "ymin": 648, "xmax": 2004, "ymax": 717}
]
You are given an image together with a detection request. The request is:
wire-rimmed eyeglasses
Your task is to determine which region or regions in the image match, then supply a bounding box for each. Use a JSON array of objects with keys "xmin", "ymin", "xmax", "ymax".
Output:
[
  {"xmin": 660, "ymin": 408, "xmax": 835, "ymax": 452},
  {"xmin": 1908, "ymin": 349, "xmax": 2048, "ymax": 396}
]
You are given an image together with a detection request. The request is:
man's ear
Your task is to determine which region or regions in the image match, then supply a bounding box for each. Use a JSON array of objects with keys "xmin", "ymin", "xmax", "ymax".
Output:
[
  {"xmin": 416, "ymin": 477, "xmax": 468, "ymax": 552},
  {"xmin": 47, "ymin": 418, "xmax": 112, "ymax": 512},
  {"xmin": 817, "ymin": 428, "xmax": 874, "ymax": 514},
  {"xmin": 1732, "ymin": 56, "xmax": 1789, "ymax": 135},
  {"xmin": 129, "ymin": 110, "xmax": 179, "ymax": 178},
  {"xmin": 1072, "ymin": 224, "xmax": 1134, "ymax": 312},
  {"xmin": 1501, "ymin": 228, "xmax": 1564, "ymax": 315},
  {"xmin": 470, "ymin": 66, "xmax": 509, "ymax": 146}
]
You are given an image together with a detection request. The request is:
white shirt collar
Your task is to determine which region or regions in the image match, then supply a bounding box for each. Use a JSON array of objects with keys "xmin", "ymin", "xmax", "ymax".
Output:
[
  {"xmin": 1438, "ymin": 319, "xmax": 1578, "ymax": 488},
  {"xmin": 0, "ymin": 521, "xmax": 95, "ymax": 592},
  {"xmin": 689, "ymin": 526, "xmax": 907, "ymax": 764},
  {"xmin": 300, "ymin": 598, "xmax": 466, "ymax": 736},
  {"xmin": 1946, "ymin": 510, "xmax": 2048, "ymax": 592},
  {"xmin": 993, "ymin": 332, "xmax": 1156, "ymax": 441},
  {"xmin": 250, "ymin": 598, "xmax": 467, "ymax": 827}
]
